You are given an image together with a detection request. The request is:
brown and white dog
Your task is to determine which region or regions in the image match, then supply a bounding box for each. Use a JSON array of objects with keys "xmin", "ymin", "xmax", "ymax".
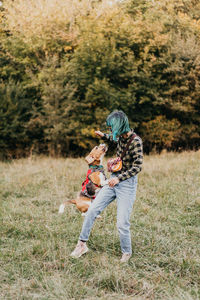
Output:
[{"xmin": 58, "ymin": 144, "xmax": 108, "ymax": 215}]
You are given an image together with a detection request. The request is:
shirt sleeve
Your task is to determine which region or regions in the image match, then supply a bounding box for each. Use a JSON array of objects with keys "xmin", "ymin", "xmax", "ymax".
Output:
[
  {"xmin": 117, "ymin": 137, "xmax": 143, "ymax": 182},
  {"xmin": 102, "ymin": 133, "xmax": 118, "ymax": 148}
]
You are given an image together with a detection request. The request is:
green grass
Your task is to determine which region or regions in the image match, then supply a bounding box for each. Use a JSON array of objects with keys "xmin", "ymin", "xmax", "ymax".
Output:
[{"xmin": 0, "ymin": 152, "xmax": 200, "ymax": 300}]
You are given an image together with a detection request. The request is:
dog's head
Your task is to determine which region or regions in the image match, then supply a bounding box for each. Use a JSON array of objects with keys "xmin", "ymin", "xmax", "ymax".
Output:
[{"xmin": 85, "ymin": 144, "xmax": 107, "ymax": 165}]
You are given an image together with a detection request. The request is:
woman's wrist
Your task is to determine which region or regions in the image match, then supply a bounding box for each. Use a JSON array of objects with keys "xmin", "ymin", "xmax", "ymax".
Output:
[{"xmin": 95, "ymin": 131, "xmax": 104, "ymax": 137}]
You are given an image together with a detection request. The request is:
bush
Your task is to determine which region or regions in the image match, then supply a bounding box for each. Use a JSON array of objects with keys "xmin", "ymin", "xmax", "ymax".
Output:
[{"xmin": 0, "ymin": 0, "xmax": 200, "ymax": 158}]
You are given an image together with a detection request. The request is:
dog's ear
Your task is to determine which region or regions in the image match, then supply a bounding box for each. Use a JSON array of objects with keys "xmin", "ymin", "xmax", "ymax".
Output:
[
  {"xmin": 86, "ymin": 181, "xmax": 96, "ymax": 196},
  {"xmin": 89, "ymin": 172, "xmax": 101, "ymax": 186},
  {"xmin": 85, "ymin": 155, "xmax": 95, "ymax": 164}
]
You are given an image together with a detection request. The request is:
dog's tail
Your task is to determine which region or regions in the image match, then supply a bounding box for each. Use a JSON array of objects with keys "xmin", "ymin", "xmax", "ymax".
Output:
[{"xmin": 58, "ymin": 199, "xmax": 76, "ymax": 214}]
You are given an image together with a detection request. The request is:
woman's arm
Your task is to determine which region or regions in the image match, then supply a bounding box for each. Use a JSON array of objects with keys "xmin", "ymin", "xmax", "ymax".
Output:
[{"xmin": 95, "ymin": 131, "xmax": 117, "ymax": 148}]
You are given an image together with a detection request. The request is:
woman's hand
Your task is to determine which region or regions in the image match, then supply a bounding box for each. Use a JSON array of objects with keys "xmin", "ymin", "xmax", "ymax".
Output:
[
  {"xmin": 95, "ymin": 130, "xmax": 104, "ymax": 137},
  {"xmin": 108, "ymin": 177, "xmax": 119, "ymax": 187}
]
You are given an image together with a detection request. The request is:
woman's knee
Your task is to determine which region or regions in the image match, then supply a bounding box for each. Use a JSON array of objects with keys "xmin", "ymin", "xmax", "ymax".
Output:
[
  {"xmin": 87, "ymin": 204, "xmax": 101, "ymax": 218},
  {"xmin": 117, "ymin": 219, "xmax": 130, "ymax": 234}
]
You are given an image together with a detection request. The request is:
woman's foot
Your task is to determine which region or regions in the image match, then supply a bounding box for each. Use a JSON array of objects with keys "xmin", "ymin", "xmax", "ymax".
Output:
[
  {"xmin": 120, "ymin": 253, "xmax": 131, "ymax": 263},
  {"xmin": 70, "ymin": 241, "xmax": 89, "ymax": 258}
]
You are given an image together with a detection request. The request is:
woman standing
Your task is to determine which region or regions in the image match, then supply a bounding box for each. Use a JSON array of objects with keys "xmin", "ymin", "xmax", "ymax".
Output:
[{"xmin": 70, "ymin": 110, "xmax": 143, "ymax": 262}]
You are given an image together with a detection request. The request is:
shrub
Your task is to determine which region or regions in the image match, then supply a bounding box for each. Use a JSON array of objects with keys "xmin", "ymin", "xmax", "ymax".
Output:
[{"xmin": 0, "ymin": 0, "xmax": 200, "ymax": 158}]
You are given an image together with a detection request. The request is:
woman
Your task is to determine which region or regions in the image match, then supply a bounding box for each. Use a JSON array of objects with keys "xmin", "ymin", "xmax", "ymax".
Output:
[{"xmin": 70, "ymin": 110, "xmax": 143, "ymax": 262}]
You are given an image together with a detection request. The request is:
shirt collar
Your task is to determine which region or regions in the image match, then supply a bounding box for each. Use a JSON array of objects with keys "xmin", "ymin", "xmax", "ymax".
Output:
[
  {"xmin": 89, "ymin": 164, "xmax": 104, "ymax": 169},
  {"xmin": 120, "ymin": 130, "xmax": 134, "ymax": 142}
]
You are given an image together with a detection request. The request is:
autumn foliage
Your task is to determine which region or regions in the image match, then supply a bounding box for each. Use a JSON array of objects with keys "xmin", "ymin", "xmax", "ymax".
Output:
[{"xmin": 0, "ymin": 0, "xmax": 200, "ymax": 158}]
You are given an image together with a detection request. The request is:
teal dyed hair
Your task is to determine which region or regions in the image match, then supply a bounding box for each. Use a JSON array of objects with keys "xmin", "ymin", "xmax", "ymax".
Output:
[{"xmin": 106, "ymin": 110, "xmax": 130, "ymax": 141}]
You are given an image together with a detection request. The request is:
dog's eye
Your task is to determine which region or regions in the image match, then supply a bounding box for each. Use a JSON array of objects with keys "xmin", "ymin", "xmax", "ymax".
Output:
[{"xmin": 95, "ymin": 146, "xmax": 98, "ymax": 149}]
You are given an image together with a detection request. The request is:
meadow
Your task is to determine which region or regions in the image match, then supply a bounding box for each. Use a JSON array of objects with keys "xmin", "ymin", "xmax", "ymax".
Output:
[{"xmin": 0, "ymin": 151, "xmax": 199, "ymax": 300}]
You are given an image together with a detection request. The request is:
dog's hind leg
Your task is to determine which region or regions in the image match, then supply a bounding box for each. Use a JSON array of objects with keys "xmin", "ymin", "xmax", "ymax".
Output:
[{"xmin": 58, "ymin": 199, "xmax": 76, "ymax": 214}]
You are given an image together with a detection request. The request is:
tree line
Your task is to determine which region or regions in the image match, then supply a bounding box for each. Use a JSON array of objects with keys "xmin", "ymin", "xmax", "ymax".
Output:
[{"xmin": 0, "ymin": 0, "xmax": 200, "ymax": 159}]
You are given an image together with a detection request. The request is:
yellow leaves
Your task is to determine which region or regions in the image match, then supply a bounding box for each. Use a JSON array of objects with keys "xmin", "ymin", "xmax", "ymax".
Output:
[
  {"xmin": 2, "ymin": 1, "xmax": 84, "ymax": 43},
  {"xmin": 81, "ymin": 128, "xmax": 92, "ymax": 137},
  {"xmin": 64, "ymin": 46, "xmax": 72, "ymax": 52},
  {"xmin": 79, "ymin": 141, "xmax": 88, "ymax": 149},
  {"xmin": 141, "ymin": 116, "xmax": 181, "ymax": 148},
  {"xmin": 80, "ymin": 128, "xmax": 96, "ymax": 141},
  {"xmin": 4, "ymin": 0, "xmax": 122, "ymax": 46},
  {"xmin": 178, "ymin": 12, "xmax": 190, "ymax": 20},
  {"xmin": 90, "ymin": 129, "xmax": 96, "ymax": 138},
  {"xmin": 177, "ymin": 11, "xmax": 200, "ymax": 33}
]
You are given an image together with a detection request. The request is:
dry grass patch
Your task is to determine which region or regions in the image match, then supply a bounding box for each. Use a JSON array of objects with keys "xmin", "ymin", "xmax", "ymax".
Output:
[{"xmin": 0, "ymin": 152, "xmax": 199, "ymax": 299}]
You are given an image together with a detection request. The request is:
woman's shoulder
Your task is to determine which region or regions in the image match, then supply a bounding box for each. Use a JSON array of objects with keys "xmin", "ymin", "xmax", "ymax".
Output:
[
  {"xmin": 130, "ymin": 133, "xmax": 143, "ymax": 150},
  {"xmin": 133, "ymin": 133, "xmax": 142, "ymax": 142}
]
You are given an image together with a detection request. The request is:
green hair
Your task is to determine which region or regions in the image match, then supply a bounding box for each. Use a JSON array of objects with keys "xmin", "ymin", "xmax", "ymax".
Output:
[{"xmin": 106, "ymin": 110, "xmax": 130, "ymax": 141}]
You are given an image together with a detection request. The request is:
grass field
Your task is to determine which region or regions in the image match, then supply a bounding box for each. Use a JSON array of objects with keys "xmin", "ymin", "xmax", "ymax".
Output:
[{"xmin": 0, "ymin": 151, "xmax": 200, "ymax": 300}]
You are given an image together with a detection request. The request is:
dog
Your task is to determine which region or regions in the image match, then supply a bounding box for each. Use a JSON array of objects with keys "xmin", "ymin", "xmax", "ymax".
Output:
[{"xmin": 58, "ymin": 144, "xmax": 108, "ymax": 215}]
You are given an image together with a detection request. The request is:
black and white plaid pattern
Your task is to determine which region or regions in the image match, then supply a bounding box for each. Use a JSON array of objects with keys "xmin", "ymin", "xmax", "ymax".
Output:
[{"xmin": 103, "ymin": 131, "xmax": 143, "ymax": 181}]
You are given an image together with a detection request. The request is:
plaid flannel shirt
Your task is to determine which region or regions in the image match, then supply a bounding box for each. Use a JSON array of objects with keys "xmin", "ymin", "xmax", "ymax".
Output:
[{"xmin": 103, "ymin": 131, "xmax": 143, "ymax": 181}]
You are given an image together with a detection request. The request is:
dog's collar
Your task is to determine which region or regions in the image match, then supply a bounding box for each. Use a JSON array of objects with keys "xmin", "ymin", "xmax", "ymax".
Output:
[{"xmin": 89, "ymin": 165, "xmax": 104, "ymax": 169}]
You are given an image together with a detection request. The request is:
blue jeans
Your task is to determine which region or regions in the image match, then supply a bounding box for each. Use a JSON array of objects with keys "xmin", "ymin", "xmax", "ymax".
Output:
[{"xmin": 79, "ymin": 174, "xmax": 138, "ymax": 254}]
